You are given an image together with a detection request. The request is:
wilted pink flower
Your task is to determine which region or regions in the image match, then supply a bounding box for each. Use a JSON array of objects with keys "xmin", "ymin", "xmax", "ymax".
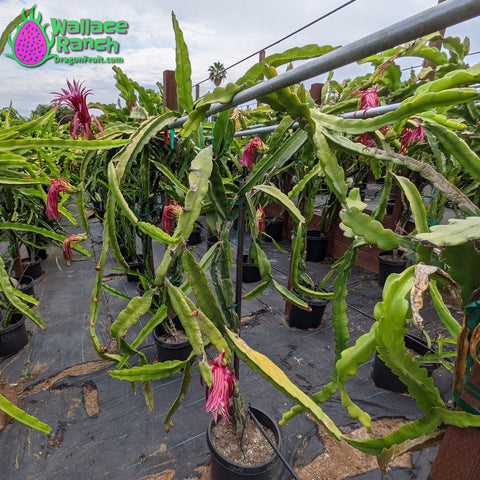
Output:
[
  {"xmin": 399, "ymin": 119, "xmax": 426, "ymax": 153},
  {"xmin": 62, "ymin": 234, "xmax": 86, "ymax": 266},
  {"xmin": 204, "ymin": 352, "xmax": 236, "ymax": 423},
  {"xmin": 239, "ymin": 137, "xmax": 264, "ymax": 170},
  {"xmin": 51, "ymin": 79, "xmax": 105, "ymax": 140},
  {"xmin": 351, "ymin": 85, "xmax": 379, "ymax": 112},
  {"xmin": 256, "ymin": 205, "xmax": 265, "ymax": 234},
  {"xmin": 46, "ymin": 178, "xmax": 74, "ymax": 220},
  {"xmin": 356, "ymin": 132, "xmax": 376, "ymax": 148},
  {"xmin": 161, "ymin": 200, "xmax": 183, "ymax": 233}
]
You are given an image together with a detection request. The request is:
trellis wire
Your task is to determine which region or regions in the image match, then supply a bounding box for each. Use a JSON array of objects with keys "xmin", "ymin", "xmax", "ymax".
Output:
[{"xmin": 165, "ymin": 0, "xmax": 480, "ymax": 132}]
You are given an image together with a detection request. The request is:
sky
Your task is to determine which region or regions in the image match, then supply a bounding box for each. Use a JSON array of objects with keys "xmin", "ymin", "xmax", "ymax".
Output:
[{"xmin": 0, "ymin": 0, "xmax": 479, "ymax": 118}]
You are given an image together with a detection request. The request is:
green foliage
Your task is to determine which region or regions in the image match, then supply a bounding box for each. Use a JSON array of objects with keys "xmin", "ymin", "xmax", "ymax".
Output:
[
  {"xmin": 0, "ymin": 394, "xmax": 51, "ymax": 434},
  {"xmin": 172, "ymin": 11, "xmax": 193, "ymax": 113}
]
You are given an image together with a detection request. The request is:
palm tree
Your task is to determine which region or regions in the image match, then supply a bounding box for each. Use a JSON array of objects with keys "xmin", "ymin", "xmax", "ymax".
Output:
[{"xmin": 208, "ymin": 61, "xmax": 227, "ymax": 87}]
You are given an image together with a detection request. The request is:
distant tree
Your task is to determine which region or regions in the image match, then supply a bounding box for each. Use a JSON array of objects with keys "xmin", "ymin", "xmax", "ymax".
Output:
[
  {"xmin": 30, "ymin": 103, "xmax": 73, "ymax": 122},
  {"xmin": 0, "ymin": 106, "xmax": 21, "ymax": 122},
  {"xmin": 208, "ymin": 61, "xmax": 227, "ymax": 87}
]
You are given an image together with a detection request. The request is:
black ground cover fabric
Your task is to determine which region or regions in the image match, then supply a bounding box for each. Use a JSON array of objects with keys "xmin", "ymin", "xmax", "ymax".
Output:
[{"xmin": 0, "ymin": 214, "xmax": 443, "ymax": 479}]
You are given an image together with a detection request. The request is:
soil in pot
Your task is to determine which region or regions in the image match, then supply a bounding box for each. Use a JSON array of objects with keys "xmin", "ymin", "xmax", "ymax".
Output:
[
  {"xmin": 187, "ymin": 227, "xmax": 203, "ymax": 246},
  {"xmin": 377, "ymin": 251, "xmax": 407, "ymax": 287},
  {"xmin": 288, "ymin": 295, "xmax": 328, "ymax": 330},
  {"xmin": 371, "ymin": 333, "xmax": 438, "ymax": 393},
  {"xmin": 207, "ymin": 407, "xmax": 280, "ymax": 480},
  {"xmin": 306, "ymin": 231, "xmax": 329, "ymax": 262},
  {"xmin": 22, "ymin": 256, "xmax": 43, "ymax": 279},
  {"xmin": 152, "ymin": 323, "xmax": 192, "ymax": 362},
  {"xmin": 0, "ymin": 313, "xmax": 28, "ymax": 356},
  {"xmin": 125, "ymin": 255, "xmax": 144, "ymax": 283},
  {"xmin": 243, "ymin": 255, "xmax": 261, "ymax": 283},
  {"xmin": 264, "ymin": 218, "xmax": 283, "ymax": 243}
]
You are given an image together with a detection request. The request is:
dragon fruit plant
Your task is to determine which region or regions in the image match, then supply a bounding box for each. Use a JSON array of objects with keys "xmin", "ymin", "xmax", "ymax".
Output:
[{"xmin": 6, "ymin": 6, "xmax": 54, "ymax": 68}]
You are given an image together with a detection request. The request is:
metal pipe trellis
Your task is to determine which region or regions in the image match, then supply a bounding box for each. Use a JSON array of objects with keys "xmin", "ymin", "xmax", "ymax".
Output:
[
  {"xmin": 231, "ymin": 103, "xmax": 403, "ymax": 137},
  {"xmin": 165, "ymin": 0, "xmax": 480, "ymax": 131}
]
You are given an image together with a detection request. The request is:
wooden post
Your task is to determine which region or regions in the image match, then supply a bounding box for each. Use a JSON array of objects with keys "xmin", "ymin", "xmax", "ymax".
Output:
[
  {"xmin": 163, "ymin": 70, "xmax": 178, "ymax": 112},
  {"xmin": 428, "ymin": 361, "xmax": 480, "ymax": 480},
  {"xmin": 309, "ymin": 83, "xmax": 324, "ymax": 106},
  {"xmin": 195, "ymin": 83, "xmax": 200, "ymax": 100},
  {"xmin": 257, "ymin": 50, "xmax": 266, "ymax": 107}
]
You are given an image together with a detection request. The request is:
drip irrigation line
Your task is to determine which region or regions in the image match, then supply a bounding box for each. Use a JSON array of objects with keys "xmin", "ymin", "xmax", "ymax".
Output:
[
  {"xmin": 247, "ymin": 404, "xmax": 300, "ymax": 480},
  {"xmin": 194, "ymin": 0, "xmax": 357, "ymax": 88},
  {"xmin": 166, "ymin": 0, "xmax": 480, "ymax": 132}
]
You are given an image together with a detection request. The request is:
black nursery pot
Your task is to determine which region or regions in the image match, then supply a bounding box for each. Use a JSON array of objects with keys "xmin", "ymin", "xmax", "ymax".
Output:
[
  {"xmin": 187, "ymin": 227, "xmax": 203, "ymax": 246},
  {"xmin": 287, "ymin": 295, "xmax": 328, "ymax": 330},
  {"xmin": 152, "ymin": 323, "xmax": 192, "ymax": 362},
  {"xmin": 377, "ymin": 251, "xmax": 407, "ymax": 288},
  {"xmin": 0, "ymin": 313, "xmax": 28, "ymax": 356},
  {"xmin": 206, "ymin": 407, "xmax": 281, "ymax": 480},
  {"xmin": 28, "ymin": 243, "xmax": 48, "ymax": 261},
  {"xmin": 12, "ymin": 275, "xmax": 35, "ymax": 305},
  {"xmin": 264, "ymin": 218, "xmax": 283, "ymax": 242},
  {"xmin": 92, "ymin": 200, "xmax": 106, "ymax": 219},
  {"xmin": 22, "ymin": 256, "xmax": 43, "ymax": 279},
  {"xmin": 207, "ymin": 236, "xmax": 219, "ymax": 250},
  {"xmin": 125, "ymin": 255, "xmax": 144, "ymax": 283},
  {"xmin": 243, "ymin": 255, "xmax": 261, "ymax": 283},
  {"xmin": 306, "ymin": 231, "xmax": 329, "ymax": 262},
  {"xmin": 371, "ymin": 333, "xmax": 438, "ymax": 393}
]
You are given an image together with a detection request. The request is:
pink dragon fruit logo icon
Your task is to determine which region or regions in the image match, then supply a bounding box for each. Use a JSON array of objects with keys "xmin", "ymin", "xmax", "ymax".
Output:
[{"xmin": 6, "ymin": 5, "xmax": 55, "ymax": 68}]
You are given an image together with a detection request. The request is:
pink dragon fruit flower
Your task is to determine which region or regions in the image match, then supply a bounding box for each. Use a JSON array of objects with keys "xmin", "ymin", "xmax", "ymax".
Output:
[
  {"xmin": 51, "ymin": 79, "xmax": 105, "ymax": 140},
  {"xmin": 239, "ymin": 137, "xmax": 264, "ymax": 171},
  {"xmin": 399, "ymin": 119, "xmax": 426, "ymax": 153},
  {"xmin": 351, "ymin": 85, "xmax": 379, "ymax": 112},
  {"xmin": 62, "ymin": 233, "xmax": 87, "ymax": 266},
  {"xmin": 256, "ymin": 205, "xmax": 265, "ymax": 234},
  {"xmin": 204, "ymin": 352, "xmax": 236, "ymax": 423},
  {"xmin": 161, "ymin": 200, "xmax": 183, "ymax": 233},
  {"xmin": 46, "ymin": 178, "xmax": 75, "ymax": 220},
  {"xmin": 356, "ymin": 132, "xmax": 376, "ymax": 148}
]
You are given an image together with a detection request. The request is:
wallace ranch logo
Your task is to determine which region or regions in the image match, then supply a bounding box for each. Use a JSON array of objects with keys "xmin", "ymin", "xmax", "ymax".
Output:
[{"xmin": 5, "ymin": 5, "xmax": 128, "ymax": 67}]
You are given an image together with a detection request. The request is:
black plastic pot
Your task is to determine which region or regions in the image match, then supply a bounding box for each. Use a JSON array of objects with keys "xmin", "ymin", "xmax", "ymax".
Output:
[
  {"xmin": 206, "ymin": 407, "xmax": 280, "ymax": 480},
  {"xmin": 12, "ymin": 275, "xmax": 35, "ymax": 306},
  {"xmin": 27, "ymin": 243, "xmax": 48, "ymax": 261},
  {"xmin": 0, "ymin": 313, "xmax": 28, "ymax": 356},
  {"xmin": 22, "ymin": 256, "xmax": 43, "ymax": 279},
  {"xmin": 386, "ymin": 200, "xmax": 395, "ymax": 215},
  {"xmin": 306, "ymin": 231, "xmax": 329, "ymax": 262},
  {"xmin": 377, "ymin": 251, "xmax": 407, "ymax": 287},
  {"xmin": 243, "ymin": 255, "xmax": 261, "ymax": 283},
  {"xmin": 265, "ymin": 218, "xmax": 283, "ymax": 242},
  {"xmin": 125, "ymin": 255, "xmax": 144, "ymax": 283},
  {"xmin": 287, "ymin": 294, "xmax": 328, "ymax": 330},
  {"xmin": 371, "ymin": 333, "xmax": 438, "ymax": 393},
  {"xmin": 92, "ymin": 200, "xmax": 106, "ymax": 219},
  {"xmin": 187, "ymin": 227, "xmax": 203, "ymax": 246},
  {"xmin": 207, "ymin": 236, "xmax": 219, "ymax": 250},
  {"xmin": 152, "ymin": 323, "xmax": 192, "ymax": 362},
  {"xmin": 136, "ymin": 282, "xmax": 162, "ymax": 307}
]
